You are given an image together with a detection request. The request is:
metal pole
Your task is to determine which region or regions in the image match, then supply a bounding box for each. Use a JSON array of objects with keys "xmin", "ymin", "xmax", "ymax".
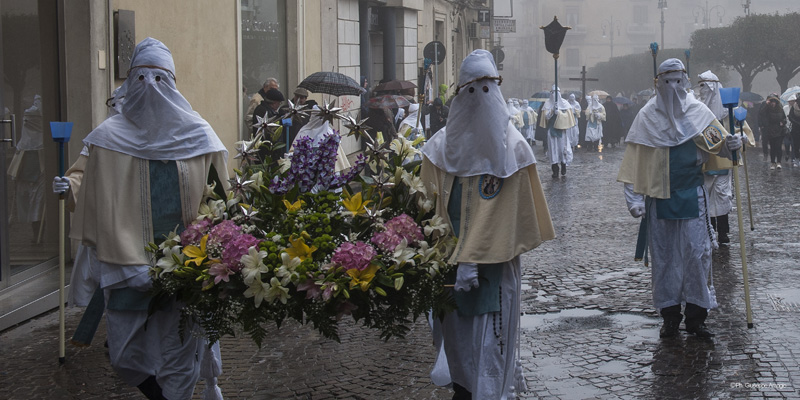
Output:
[
  {"xmin": 554, "ymin": 55, "xmax": 558, "ymax": 95},
  {"xmin": 738, "ymin": 121, "xmax": 755, "ymax": 230},
  {"xmin": 434, "ymin": 42, "xmax": 439, "ymax": 95},
  {"xmin": 58, "ymin": 141, "xmax": 66, "ymax": 364},
  {"xmin": 728, "ymin": 107, "xmax": 754, "ymax": 328},
  {"xmin": 660, "ymin": 7, "xmax": 665, "ymax": 49},
  {"xmin": 610, "ymin": 16, "xmax": 614, "ymax": 58}
]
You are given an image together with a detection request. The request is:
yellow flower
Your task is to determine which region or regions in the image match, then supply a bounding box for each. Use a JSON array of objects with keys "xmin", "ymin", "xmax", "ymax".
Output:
[
  {"xmin": 285, "ymin": 235, "xmax": 317, "ymax": 261},
  {"xmin": 283, "ymin": 199, "xmax": 305, "ymax": 212},
  {"xmin": 342, "ymin": 192, "xmax": 372, "ymax": 216},
  {"xmin": 347, "ymin": 264, "xmax": 380, "ymax": 291},
  {"xmin": 183, "ymin": 235, "xmax": 208, "ymax": 267}
]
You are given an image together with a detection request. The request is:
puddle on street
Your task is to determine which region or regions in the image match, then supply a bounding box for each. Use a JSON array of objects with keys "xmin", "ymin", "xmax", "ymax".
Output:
[{"xmin": 521, "ymin": 309, "xmax": 660, "ymax": 337}]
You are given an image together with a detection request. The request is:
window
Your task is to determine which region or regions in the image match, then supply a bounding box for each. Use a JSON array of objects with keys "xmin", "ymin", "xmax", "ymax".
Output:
[
  {"xmin": 566, "ymin": 6, "xmax": 580, "ymax": 27},
  {"xmin": 633, "ymin": 5, "xmax": 648, "ymax": 24},
  {"xmin": 241, "ymin": 0, "xmax": 287, "ymax": 97}
]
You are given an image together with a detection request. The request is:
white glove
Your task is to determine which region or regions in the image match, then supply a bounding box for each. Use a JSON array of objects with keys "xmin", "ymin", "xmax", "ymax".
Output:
[
  {"xmin": 454, "ymin": 263, "xmax": 479, "ymax": 292},
  {"xmin": 53, "ymin": 176, "xmax": 70, "ymax": 194},
  {"xmin": 726, "ymin": 134, "xmax": 742, "ymax": 151},
  {"xmin": 629, "ymin": 204, "xmax": 645, "ymax": 218}
]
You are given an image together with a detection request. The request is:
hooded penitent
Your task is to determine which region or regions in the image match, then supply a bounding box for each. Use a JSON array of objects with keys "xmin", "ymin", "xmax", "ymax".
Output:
[
  {"xmin": 421, "ymin": 49, "xmax": 535, "ymax": 178},
  {"xmin": 696, "ymin": 70, "xmax": 727, "ymax": 120},
  {"xmin": 626, "ymin": 58, "xmax": 716, "ymax": 148},
  {"xmin": 84, "ymin": 37, "xmax": 227, "ymax": 160}
]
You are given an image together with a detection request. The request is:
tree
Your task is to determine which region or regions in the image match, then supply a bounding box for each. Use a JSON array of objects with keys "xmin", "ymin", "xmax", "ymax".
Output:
[
  {"xmin": 759, "ymin": 13, "xmax": 800, "ymax": 93},
  {"xmin": 588, "ymin": 48, "xmax": 721, "ymax": 97},
  {"xmin": 690, "ymin": 21, "xmax": 770, "ymax": 93}
]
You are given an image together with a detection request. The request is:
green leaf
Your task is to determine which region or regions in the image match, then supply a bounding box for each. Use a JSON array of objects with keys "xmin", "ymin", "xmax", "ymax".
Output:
[
  {"xmin": 394, "ymin": 276, "xmax": 404, "ymax": 291},
  {"xmin": 374, "ymin": 287, "xmax": 387, "ymax": 296}
]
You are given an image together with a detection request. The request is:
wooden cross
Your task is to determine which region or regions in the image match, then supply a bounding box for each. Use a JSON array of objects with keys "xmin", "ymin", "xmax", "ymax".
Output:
[{"xmin": 568, "ymin": 65, "xmax": 599, "ymax": 98}]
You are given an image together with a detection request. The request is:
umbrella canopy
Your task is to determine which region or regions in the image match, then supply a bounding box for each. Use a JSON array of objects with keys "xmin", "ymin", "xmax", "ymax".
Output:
[
  {"xmin": 780, "ymin": 86, "xmax": 800, "ymax": 103},
  {"xmin": 637, "ymin": 88, "xmax": 655, "ymax": 98},
  {"xmin": 374, "ymin": 80, "xmax": 417, "ymax": 92},
  {"xmin": 531, "ymin": 90, "xmax": 550, "ymax": 100},
  {"xmin": 588, "ymin": 90, "xmax": 610, "ymax": 98},
  {"xmin": 739, "ymin": 92, "xmax": 764, "ymax": 103},
  {"xmin": 298, "ymin": 71, "xmax": 366, "ymax": 97},
  {"xmin": 367, "ymin": 94, "xmax": 410, "ymax": 109},
  {"xmin": 613, "ymin": 96, "xmax": 633, "ymax": 105}
]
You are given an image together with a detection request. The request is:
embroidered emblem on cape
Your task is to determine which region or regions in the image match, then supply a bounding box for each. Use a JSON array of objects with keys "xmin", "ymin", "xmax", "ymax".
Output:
[
  {"xmin": 700, "ymin": 124, "xmax": 724, "ymax": 148},
  {"xmin": 479, "ymin": 175, "xmax": 503, "ymax": 199}
]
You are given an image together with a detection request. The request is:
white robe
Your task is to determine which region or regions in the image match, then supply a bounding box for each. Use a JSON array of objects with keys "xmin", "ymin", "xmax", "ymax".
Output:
[
  {"xmin": 434, "ymin": 258, "xmax": 525, "ymax": 399},
  {"xmin": 703, "ymin": 173, "xmax": 732, "ymax": 218},
  {"xmin": 645, "ymin": 185, "xmax": 717, "ymax": 310}
]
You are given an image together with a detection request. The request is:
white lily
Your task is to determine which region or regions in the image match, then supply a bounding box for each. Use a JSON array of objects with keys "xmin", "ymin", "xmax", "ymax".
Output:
[
  {"xmin": 275, "ymin": 253, "xmax": 302, "ymax": 286},
  {"xmin": 401, "ymin": 170, "xmax": 425, "ymax": 195},
  {"xmin": 156, "ymin": 245, "xmax": 184, "ymax": 277},
  {"xmin": 243, "ymin": 277, "xmax": 271, "ymax": 308},
  {"xmin": 424, "ymin": 214, "xmax": 449, "ymax": 237},
  {"xmin": 266, "ymin": 277, "xmax": 290, "ymax": 304},
  {"xmin": 240, "ymin": 246, "xmax": 269, "ymax": 285},
  {"xmin": 249, "ymin": 171, "xmax": 264, "ymax": 190},
  {"xmin": 392, "ymin": 239, "xmax": 416, "ymax": 266}
]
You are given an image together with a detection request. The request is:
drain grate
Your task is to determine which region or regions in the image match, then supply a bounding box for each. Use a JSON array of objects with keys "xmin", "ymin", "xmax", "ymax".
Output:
[{"xmin": 767, "ymin": 294, "xmax": 800, "ymax": 312}]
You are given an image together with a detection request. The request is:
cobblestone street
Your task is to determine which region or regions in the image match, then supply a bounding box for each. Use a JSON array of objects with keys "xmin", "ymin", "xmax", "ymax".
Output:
[{"xmin": 2, "ymin": 144, "xmax": 800, "ymax": 399}]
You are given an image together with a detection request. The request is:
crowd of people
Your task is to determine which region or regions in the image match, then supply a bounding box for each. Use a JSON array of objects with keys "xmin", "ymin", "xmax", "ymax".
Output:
[{"xmin": 50, "ymin": 35, "xmax": 794, "ymax": 400}]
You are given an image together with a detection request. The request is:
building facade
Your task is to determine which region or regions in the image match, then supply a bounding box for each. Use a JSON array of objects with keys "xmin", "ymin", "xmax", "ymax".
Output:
[{"xmin": 0, "ymin": 0, "xmax": 488, "ymax": 329}]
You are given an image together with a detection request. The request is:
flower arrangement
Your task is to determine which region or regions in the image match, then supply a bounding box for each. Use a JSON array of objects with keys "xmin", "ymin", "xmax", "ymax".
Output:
[{"xmin": 148, "ymin": 113, "xmax": 455, "ymax": 346}]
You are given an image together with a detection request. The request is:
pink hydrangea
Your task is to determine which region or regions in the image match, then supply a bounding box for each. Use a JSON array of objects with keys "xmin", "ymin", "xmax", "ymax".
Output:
[
  {"xmin": 221, "ymin": 234, "xmax": 261, "ymax": 272},
  {"xmin": 208, "ymin": 220, "xmax": 243, "ymax": 247},
  {"xmin": 180, "ymin": 218, "xmax": 212, "ymax": 245},
  {"xmin": 370, "ymin": 214, "xmax": 423, "ymax": 252},
  {"xmin": 331, "ymin": 241, "xmax": 377, "ymax": 271}
]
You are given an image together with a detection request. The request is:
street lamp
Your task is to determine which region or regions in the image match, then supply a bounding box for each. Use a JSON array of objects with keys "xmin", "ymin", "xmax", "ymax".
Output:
[
  {"xmin": 658, "ymin": 0, "xmax": 667, "ymax": 49},
  {"xmin": 694, "ymin": 1, "xmax": 726, "ymax": 29},
  {"xmin": 742, "ymin": 0, "xmax": 751, "ymax": 16},
  {"xmin": 601, "ymin": 16, "xmax": 621, "ymax": 58}
]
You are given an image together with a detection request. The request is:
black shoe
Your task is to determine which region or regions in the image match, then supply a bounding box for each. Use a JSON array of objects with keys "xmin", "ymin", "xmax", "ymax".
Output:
[
  {"xmin": 560, "ymin": 163, "xmax": 566, "ymax": 176},
  {"xmin": 718, "ymin": 234, "xmax": 730, "ymax": 244},
  {"xmin": 659, "ymin": 320, "xmax": 680, "ymax": 338},
  {"xmin": 552, "ymin": 164, "xmax": 559, "ymax": 178},
  {"xmin": 686, "ymin": 324, "xmax": 715, "ymax": 338}
]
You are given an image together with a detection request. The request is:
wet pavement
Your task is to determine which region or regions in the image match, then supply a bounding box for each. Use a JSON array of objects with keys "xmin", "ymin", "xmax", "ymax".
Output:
[{"xmin": 2, "ymin": 143, "xmax": 800, "ymax": 399}]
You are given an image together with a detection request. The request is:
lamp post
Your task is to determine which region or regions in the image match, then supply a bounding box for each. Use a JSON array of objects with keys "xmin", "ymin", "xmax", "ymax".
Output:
[
  {"xmin": 540, "ymin": 16, "xmax": 571, "ymax": 98},
  {"xmin": 742, "ymin": 0, "xmax": 751, "ymax": 16},
  {"xmin": 658, "ymin": 0, "xmax": 667, "ymax": 49},
  {"xmin": 694, "ymin": 0, "xmax": 726, "ymax": 29},
  {"xmin": 601, "ymin": 16, "xmax": 620, "ymax": 58},
  {"xmin": 684, "ymin": 49, "xmax": 691, "ymax": 78}
]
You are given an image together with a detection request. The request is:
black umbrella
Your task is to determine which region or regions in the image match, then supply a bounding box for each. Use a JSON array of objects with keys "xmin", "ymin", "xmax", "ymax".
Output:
[
  {"xmin": 531, "ymin": 90, "xmax": 550, "ymax": 99},
  {"xmin": 374, "ymin": 80, "xmax": 417, "ymax": 92},
  {"xmin": 613, "ymin": 96, "xmax": 633, "ymax": 105},
  {"xmin": 739, "ymin": 91, "xmax": 764, "ymax": 102},
  {"xmin": 298, "ymin": 71, "xmax": 366, "ymax": 97}
]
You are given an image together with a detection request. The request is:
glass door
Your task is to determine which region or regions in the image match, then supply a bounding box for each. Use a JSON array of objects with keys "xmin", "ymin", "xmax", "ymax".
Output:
[{"xmin": 1, "ymin": 0, "xmax": 61, "ymax": 288}]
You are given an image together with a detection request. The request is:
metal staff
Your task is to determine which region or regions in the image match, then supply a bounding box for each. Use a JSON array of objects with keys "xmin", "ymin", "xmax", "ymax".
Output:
[
  {"xmin": 51, "ymin": 121, "xmax": 73, "ymax": 363},
  {"xmin": 650, "ymin": 42, "xmax": 659, "ymax": 86},
  {"xmin": 719, "ymin": 88, "xmax": 754, "ymax": 328},
  {"xmin": 733, "ymin": 107, "xmax": 755, "ymax": 230}
]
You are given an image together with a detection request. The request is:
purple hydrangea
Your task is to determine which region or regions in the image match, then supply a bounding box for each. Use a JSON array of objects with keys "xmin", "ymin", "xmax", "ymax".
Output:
[
  {"xmin": 221, "ymin": 233, "xmax": 261, "ymax": 272},
  {"xmin": 331, "ymin": 241, "xmax": 377, "ymax": 271},
  {"xmin": 370, "ymin": 214, "xmax": 423, "ymax": 252},
  {"xmin": 208, "ymin": 220, "xmax": 243, "ymax": 247},
  {"xmin": 180, "ymin": 218, "xmax": 213, "ymax": 245}
]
